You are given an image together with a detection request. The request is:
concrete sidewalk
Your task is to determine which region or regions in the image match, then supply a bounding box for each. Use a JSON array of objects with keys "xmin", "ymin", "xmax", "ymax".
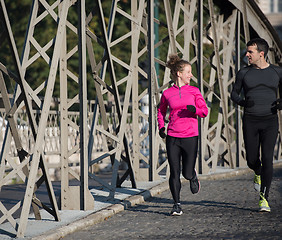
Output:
[{"xmin": 1, "ymin": 160, "xmax": 282, "ymax": 240}]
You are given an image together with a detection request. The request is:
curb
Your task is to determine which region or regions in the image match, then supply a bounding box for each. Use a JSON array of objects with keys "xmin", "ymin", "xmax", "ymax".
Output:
[
  {"xmin": 32, "ymin": 161, "xmax": 282, "ymax": 240},
  {"xmin": 32, "ymin": 180, "xmax": 171, "ymax": 240}
]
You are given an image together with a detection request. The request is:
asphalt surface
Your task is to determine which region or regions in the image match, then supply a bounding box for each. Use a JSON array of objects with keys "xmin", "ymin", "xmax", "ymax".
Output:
[{"xmin": 62, "ymin": 165, "xmax": 282, "ymax": 240}]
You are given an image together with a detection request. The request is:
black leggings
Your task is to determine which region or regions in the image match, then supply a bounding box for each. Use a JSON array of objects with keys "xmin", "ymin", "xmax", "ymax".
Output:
[
  {"xmin": 243, "ymin": 114, "xmax": 278, "ymax": 199},
  {"xmin": 166, "ymin": 135, "xmax": 198, "ymax": 203}
]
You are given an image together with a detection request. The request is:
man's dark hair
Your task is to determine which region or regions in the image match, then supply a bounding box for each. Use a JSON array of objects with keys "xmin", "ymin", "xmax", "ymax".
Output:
[{"xmin": 247, "ymin": 38, "xmax": 269, "ymax": 57}]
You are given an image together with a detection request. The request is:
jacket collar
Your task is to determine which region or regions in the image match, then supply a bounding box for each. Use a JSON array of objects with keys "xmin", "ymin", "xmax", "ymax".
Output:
[{"xmin": 172, "ymin": 84, "xmax": 189, "ymax": 89}]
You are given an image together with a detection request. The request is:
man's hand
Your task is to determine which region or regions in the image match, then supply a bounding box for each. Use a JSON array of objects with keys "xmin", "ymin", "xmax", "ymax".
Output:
[
  {"xmin": 238, "ymin": 98, "xmax": 254, "ymax": 108},
  {"xmin": 271, "ymin": 99, "xmax": 282, "ymax": 113}
]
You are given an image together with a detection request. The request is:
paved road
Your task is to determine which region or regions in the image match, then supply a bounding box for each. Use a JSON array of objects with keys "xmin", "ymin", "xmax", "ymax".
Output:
[{"xmin": 62, "ymin": 166, "xmax": 282, "ymax": 240}]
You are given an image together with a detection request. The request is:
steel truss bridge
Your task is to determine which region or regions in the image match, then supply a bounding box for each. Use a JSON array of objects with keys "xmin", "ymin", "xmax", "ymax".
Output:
[{"xmin": 0, "ymin": 0, "xmax": 281, "ymax": 237}]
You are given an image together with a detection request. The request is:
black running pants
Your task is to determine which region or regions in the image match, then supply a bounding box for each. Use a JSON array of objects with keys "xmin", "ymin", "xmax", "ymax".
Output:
[
  {"xmin": 243, "ymin": 114, "xmax": 278, "ymax": 199},
  {"xmin": 166, "ymin": 135, "xmax": 198, "ymax": 203}
]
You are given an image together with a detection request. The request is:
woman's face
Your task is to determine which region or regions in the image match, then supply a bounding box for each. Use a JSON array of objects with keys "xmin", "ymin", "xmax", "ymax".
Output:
[{"xmin": 178, "ymin": 64, "xmax": 193, "ymax": 85}]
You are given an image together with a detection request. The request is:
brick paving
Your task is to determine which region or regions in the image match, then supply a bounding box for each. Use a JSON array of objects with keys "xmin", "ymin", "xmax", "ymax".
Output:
[{"xmin": 62, "ymin": 165, "xmax": 282, "ymax": 240}]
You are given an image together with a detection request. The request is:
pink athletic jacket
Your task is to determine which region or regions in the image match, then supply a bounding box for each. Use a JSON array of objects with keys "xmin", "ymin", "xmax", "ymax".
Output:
[{"xmin": 157, "ymin": 84, "xmax": 208, "ymax": 138}]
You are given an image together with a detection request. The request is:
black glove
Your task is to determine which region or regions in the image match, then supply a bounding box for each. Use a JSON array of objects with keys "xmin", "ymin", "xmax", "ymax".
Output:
[
  {"xmin": 238, "ymin": 99, "xmax": 254, "ymax": 108},
  {"xmin": 271, "ymin": 99, "xmax": 282, "ymax": 113},
  {"xmin": 187, "ymin": 105, "xmax": 196, "ymax": 113},
  {"xmin": 159, "ymin": 127, "xmax": 166, "ymax": 138}
]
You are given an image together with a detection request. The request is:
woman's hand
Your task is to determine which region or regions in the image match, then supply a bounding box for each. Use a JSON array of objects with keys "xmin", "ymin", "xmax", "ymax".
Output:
[
  {"xmin": 159, "ymin": 127, "xmax": 166, "ymax": 138},
  {"xmin": 187, "ymin": 105, "xmax": 196, "ymax": 113}
]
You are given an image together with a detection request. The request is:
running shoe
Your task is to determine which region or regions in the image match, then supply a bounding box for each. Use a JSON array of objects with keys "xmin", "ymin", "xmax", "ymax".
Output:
[
  {"xmin": 259, "ymin": 193, "xmax": 271, "ymax": 212},
  {"xmin": 253, "ymin": 174, "xmax": 261, "ymax": 192},
  {"xmin": 190, "ymin": 169, "xmax": 200, "ymax": 194},
  {"xmin": 170, "ymin": 203, "xmax": 183, "ymax": 216}
]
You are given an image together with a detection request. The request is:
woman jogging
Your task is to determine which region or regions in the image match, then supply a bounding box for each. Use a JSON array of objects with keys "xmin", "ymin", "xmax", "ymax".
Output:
[{"xmin": 157, "ymin": 54, "xmax": 208, "ymax": 216}]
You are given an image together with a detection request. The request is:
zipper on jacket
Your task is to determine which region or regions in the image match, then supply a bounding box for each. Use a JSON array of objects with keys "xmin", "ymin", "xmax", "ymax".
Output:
[{"xmin": 179, "ymin": 87, "xmax": 181, "ymax": 98}]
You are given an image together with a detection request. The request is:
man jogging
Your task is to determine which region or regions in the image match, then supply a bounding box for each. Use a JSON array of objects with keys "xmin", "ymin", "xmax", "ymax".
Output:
[{"xmin": 231, "ymin": 38, "xmax": 282, "ymax": 212}]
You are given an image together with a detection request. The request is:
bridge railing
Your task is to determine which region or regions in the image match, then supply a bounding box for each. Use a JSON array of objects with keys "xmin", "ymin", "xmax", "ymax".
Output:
[{"xmin": 0, "ymin": 99, "xmax": 163, "ymax": 180}]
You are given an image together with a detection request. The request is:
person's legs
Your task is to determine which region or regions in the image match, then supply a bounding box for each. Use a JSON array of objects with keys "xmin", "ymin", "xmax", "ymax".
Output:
[
  {"xmin": 243, "ymin": 115, "xmax": 261, "ymax": 175},
  {"xmin": 181, "ymin": 136, "xmax": 198, "ymax": 180},
  {"xmin": 180, "ymin": 136, "xmax": 200, "ymax": 194},
  {"xmin": 260, "ymin": 115, "xmax": 278, "ymax": 201},
  {"xmin": 166, "ymin": 136, "xmax": 182, "ymax": 204}
]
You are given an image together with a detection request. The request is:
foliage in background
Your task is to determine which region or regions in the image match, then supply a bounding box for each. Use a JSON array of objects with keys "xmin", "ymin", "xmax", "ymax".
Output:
[{"xmin": 1, "ymin": 0, "xmax": 221, "ymax": 124}]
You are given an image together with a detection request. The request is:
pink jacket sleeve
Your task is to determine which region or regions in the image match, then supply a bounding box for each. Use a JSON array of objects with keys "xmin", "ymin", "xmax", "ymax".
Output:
[
  {"xmin": 157, "ymin": 94, "xmax": 168, "ymax": 130},
  {"xmin": 194, "ymin": 89, "xmax": 208, "ymax": 118}
]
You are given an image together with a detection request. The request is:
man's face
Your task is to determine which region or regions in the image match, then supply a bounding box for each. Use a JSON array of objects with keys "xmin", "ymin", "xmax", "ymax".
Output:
[{"xmin": 246, "ymin": 44, "xmax": 264, "ymax": 65}]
